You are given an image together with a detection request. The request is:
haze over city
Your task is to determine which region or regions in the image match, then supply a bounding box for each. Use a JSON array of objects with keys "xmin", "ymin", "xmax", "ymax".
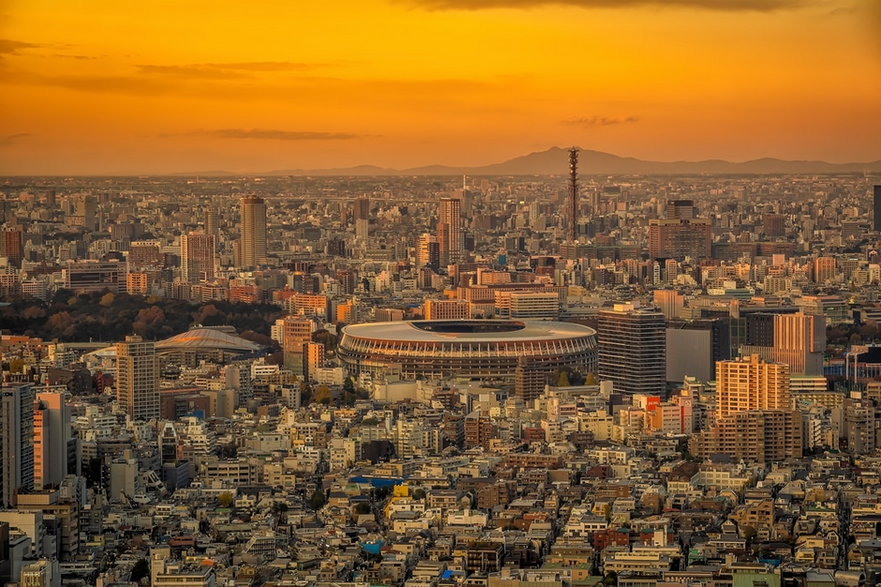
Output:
[
  {"xmin": 7, "ymin": 1, "xmax": 881, "ymax": 587},
  {"xmin": 1, "ymin": 0, "xmax": 880, "ymax": 175}
]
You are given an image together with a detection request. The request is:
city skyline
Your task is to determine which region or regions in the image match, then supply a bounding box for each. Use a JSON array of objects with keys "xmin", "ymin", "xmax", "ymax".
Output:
[{"xmin": 1, "ymin": 1, "xmax": 880, "ymax": 175}]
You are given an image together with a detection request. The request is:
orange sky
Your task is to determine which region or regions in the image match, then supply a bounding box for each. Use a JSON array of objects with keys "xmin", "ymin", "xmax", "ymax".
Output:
[{"xmin": 1, "ymin": 0, "xmax": 879, "ymax": 174}]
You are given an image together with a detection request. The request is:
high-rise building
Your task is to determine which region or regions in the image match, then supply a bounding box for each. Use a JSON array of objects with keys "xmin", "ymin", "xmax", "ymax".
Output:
[
  {"xmin": 763, "ymin": 214, "xmax": 786, "ymax": 237},
  {"xmin": 180, "ymin": 232, "xmax": 216, "ymax": 283},
  {"xmin": 843, "ymin": 396, "xmax": 875, "ymax": 454},
  {"xmin": 239, "ymin": 196, "xmax": 267, "ymax": 268},
  {"xmin": 205, "ymin": 209, "xmax": 219, "ymax": 237},
  {"xmin": 282, "ymin": 315, "xmax": 314, "ymax": 375},
  {"xmin": 664, "ymin": 199, "xmax": 695, "ymax": 219},
  {"xmin": 648, "ymin": 218, "xmax": 712, "ymax": 260},
  {"xmin": 716, "ymin": 354, "xmax": 789, "ymax": 419},
  {"xmin": 653, "ymin": 289, "xmax": 685, "ymax": 321},
  {"xmin": 1, "ymin": 384, "xmax": 35, "ymax": 508},
  {"xmin": 353, "ymin": 198, "xmax": 370, "ymax": 240},
  {"xmin": 76, "ymin": 195, "xmax": 97, "ymax": 231},
  {"xmin": 597, "ymin": 303, "xmax": 666, "ymax": 395},
  {"xmin": 813, "ymin": 256, "xmax": 837, "ymax": 284},
  {"xmin": 416, "ymin": 233, "xmax": 439, "ymax": 270},
  {"xmin": 116, "ymin": 335, "xmax": 160, "ymax": 421},
  {"xmin": 741, "ymin": 312, "xmax": 826, "ymax": 376},
  {"xmin": 0, "ymin": 226, "xmax": 23, "ymax": 268},
  {"xmin": 874, "ymin": 185, "xmax": 881, "ymax": 232},
  {"xmin": 304, "ymin": 342, "xmax": 325, "ymax": 382},
  {"xmin": 33, "ymin": 392, "xmax": 71, "ymax": 490},
  {"xmin": 437, "ymin": 197, "xmax": 462, "ymax": 266},
  {"xmin": 689, "ymin": 409, "xmax": 802, "ymax": 462}
]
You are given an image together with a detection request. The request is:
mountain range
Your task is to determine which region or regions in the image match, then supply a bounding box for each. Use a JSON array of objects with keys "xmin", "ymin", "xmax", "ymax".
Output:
[{"xmin": 183, "ymin": 147, "xmax": 881, "ymax": 176}]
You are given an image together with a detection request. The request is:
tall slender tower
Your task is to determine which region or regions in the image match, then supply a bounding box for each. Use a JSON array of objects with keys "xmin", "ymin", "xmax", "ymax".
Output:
[
  {"xmin": 1, "ymin": 384, "xmax": 35, "ymax": 508},
  {"xmin": 180, "ymin": 232, "xmax": 216, "ymax": 283},
  {"xmin": 239, "ymin": 196, "xmax": 267, "ymax": 269},
  {"xmin": 568, "ymin": 147, "xmax": 579, "ymax": 242},
  {"xmin": 116, "ymin": 335, "xmax": 159, "ymax": 421},
  {"xmin": 437, "ymin": 197, "xmax": 462, "ymax": 266}
]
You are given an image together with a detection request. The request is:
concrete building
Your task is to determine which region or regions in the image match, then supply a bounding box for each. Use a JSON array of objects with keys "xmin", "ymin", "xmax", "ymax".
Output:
[
  {"xmin": 597, "ymin": 303, "xmax": 666, "ymax": 395},
  {"xmin": 33, "ymin": 392, "xmax": 70, "ymax": 490},
  {"xmin": 1, "ymin": 384, "xmax": 34, "ymax": 508},
  {"xmin": 239, "ymin": 196, "xmax": 266, "ymax": 269},
  {"xmin": 116, "ymin": 335, "xmax": 160, "ymax": 421},
  {"xmin": 741, "ymin": 312, "xmax": 825, "ymax": 376},
  {"xmin": 437, "ymin": 197, "xmax": 462, "ymax": 266},
  {"xmin": 180, "ymin": 232, "xmax": 216, "ymax": 283},
  {"xmin": 716, "ymin": 355, "xmax": 790, "ymax": 419}
]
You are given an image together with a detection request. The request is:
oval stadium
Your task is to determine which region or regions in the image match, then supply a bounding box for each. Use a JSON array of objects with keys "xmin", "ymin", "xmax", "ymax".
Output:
[{"xmin": 338, "ymin": 319, "xmax": 597, "ymax": 382}]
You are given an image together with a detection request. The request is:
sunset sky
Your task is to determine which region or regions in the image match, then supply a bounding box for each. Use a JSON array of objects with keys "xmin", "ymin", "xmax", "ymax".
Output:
[{"xmin": 1, "ymin": 0, "xmax": 879, "ymax": 175}]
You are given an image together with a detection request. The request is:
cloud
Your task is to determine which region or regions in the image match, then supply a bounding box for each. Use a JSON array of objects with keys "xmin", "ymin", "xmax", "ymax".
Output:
[
  {"xmin": 169, "ymin": 129, "xmax": 368, "ymax": 141},
  {"xmin": 0, "ymin": 39, "xmax": 41, "ymax": 56},
  {"xmin": 410, "ymin": 0, "xmax": 802, "ymax": 10},
  {"xmin": 137, "ymin": 61, "xmax": 331, "ymax": 79},
  {"xmin": 0, "ymin": 70, "xmax": 174, "ymax": 95},
  {"xmin": 563, "ymin": 116, "xmax": 639, "ymax": 126},
  {"xmin": 0, "ymin": 132, "xmax": 32, "ymax": 146}
]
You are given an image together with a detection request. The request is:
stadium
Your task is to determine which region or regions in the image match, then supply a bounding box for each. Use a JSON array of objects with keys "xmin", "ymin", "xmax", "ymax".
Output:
[{"xmin": 338, "ymin": 319, "xmax": 597, "ymax": 381}]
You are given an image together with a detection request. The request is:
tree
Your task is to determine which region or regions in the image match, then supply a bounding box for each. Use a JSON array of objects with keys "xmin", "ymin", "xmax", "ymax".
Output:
[
  {"xmin": 100, "ymin": 292, "xmax": 116, "ymax": 307},
  {"xmin": 130, "ymin": 558, "xmax": 150, "ymax": 583},
  {"xmin": 354, "ymin": 502, "xmax": 372, "ymax": 515},
  {"xmin": 556, "ymin": 369, "xmax": 571, "ymax": 387},
  {"xmin": 217, "ymin": 492, "xmax": 234, "ymax": 508},
  {"xmin": 309, "ymin": 490, "xmax": 326, "ymax": 510},
  {"xmin": 314, "ymin": 385, "xmax": 332, "ymax": 405},
  {"xmin": 343, "ymin": 377, "xmax": 356, "ymax": 394},
  {"xmin": 584, "ymin": 372, "xmax": 598, "ymax": 386}
]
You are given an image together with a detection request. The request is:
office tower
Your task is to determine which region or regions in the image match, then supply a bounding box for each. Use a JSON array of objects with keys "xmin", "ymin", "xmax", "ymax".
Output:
[
  {"xmin": 653, "ymin": 289, "xmax": 685, "ymax": 321},
  {"xmin": 180, "ymin": 232, "xmax": 216, "ymax": 283},
  {"xmin": 813, "ymin": 256, "xmax": 837, "ymax": 283},
  {"xmin": 205, "ymin": 209, "xmax": 219, "ymax": 236},
  {"xmin": 568, "ymin": 147, "xmax": 579, "ymax": 242},
  {"xmin": 664, "ymin": 199, "xmax": 695, "ymax": 219},
  {"xmin": 33, "ymin": 392, "xmax": 70, "ymax": 489},
  {"xmin": 63, "ymin": 260, "xmax": 127, "ymax": 294},
  {"xmin": 716, "ymin": 354, "xmax": 789, "ymax": 419},
  {"xmin": 1, "ymin": 384, "xmax": 35, "ymax": 508},
  {"xmin": 76, "ymin": 194, "xmax": 97, "ymax": 231},
  {"xmin": 239, "ymin": 196, "xmax": 266, "ymax": 268},
  {"xmin": 648, "ymin": 218, "xmax": 712, "ymax": 260},
  {"xmin": 129, "ymin": 240, "xmax": 164, "ymax": 269},
  {"xmin": 1, "ymin": 226, "xmax": 23, "ymax": 268},
  {"xmin": 763, "ymin": 214, "xmax": 785, "ymax": 237},
  {"xmin": 741, "ymin": 312, "xmax": 825, "ymax": 376},
  {"xmin": 597, "ymin": 303, "xmax": 666, "ymax": 395},
  {"xmin": 875, "ymin": 185, "xmax": 881, "ymax": 232},
  {"xmin": 352, "ymin": 197, "xmax": 370, "ymax": 240},
  {"xmin": 424, "ymin": 299, "xmax": 471, "ymax": 320},
  {"xmin": 282, "ymin": 315, "xmax": 314, "ymax": 375},
  {"xmin": 437, "ymin": 197, "xmax": 462, "ymax": 266},
  {"xmin": 416, "ymin": 233, "xmax": 439, "ymax": 269},
  {"xmin": 45, "ymin": 190, "xmax": 56, "ymax": 208},
  {"xmin": 116, "ymin": 335, "xmax": 160, "ymax": 421}
]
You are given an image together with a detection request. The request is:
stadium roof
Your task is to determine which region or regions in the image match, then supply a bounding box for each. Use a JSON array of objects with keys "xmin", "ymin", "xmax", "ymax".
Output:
[
  {"xmin": 341, "ymin": 319, "xmax": 595, "ymax": 343},
  {"xmin": 156, "ymin": 327, "xmax": 262, "ymax": 352}
]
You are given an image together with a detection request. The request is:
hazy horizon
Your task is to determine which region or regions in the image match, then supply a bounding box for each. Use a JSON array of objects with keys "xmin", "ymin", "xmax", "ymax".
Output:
[{"xmin": 1, "ymin": 0, "xmax": 880, "ymax": 175}]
